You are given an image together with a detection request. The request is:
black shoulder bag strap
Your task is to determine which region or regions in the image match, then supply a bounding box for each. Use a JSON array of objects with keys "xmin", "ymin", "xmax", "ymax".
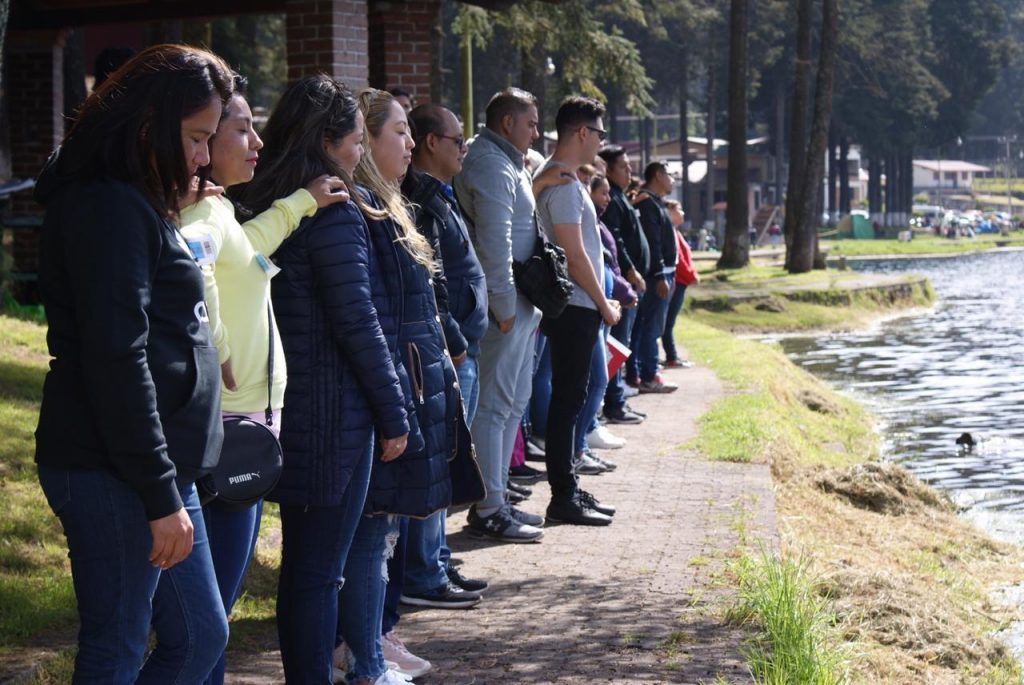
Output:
[{"xmin": 265, "ymin": 303, "xmax": 274, "ymax": 427}]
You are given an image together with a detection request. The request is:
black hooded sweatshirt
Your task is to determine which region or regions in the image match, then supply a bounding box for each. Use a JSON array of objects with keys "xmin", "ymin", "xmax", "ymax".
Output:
[{"xmin": 33, "ymin": 155, "xmax": 223, "ymax": 520}]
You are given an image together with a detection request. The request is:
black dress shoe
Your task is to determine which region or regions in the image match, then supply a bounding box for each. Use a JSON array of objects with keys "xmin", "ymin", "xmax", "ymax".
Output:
[
  {"xmin": 546, "ymin": 495, "xmax": 613, "ymax": 526},
  {"xmin": 508, "ymin": 488, "xmax": 526, "ymax": 504},
  {"xmin": 579, "ymin": 489, "xmax": 616, "ymax": 516},
  {"xmin": 507, "ymin": 480, "xmax": 532, "ymax": 497}
]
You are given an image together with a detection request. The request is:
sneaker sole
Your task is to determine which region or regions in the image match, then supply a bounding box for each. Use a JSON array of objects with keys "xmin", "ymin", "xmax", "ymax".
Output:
[
  {"xmin": 509, "ymin": 474, "xmax": 545, "ymax": 484},
  {"xmin": 587, "ymin": 441, "xmax": 625, "ymax": 450},
  {"xmin": 546, "ymin": 513, "xmax": 613, "ymax": 526},
  {"xmin": 466, "ymin": 527, "xmax": 544, "ymax": 543},
  {"xmin": 399, "ymin": 595, "xmax": 482, "ymax": 609}
]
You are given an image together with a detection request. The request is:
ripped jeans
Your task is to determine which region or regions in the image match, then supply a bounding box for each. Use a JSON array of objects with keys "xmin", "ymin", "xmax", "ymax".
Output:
[{"xmin": 338, "ymin": 514, "xmax": 401, "ymax": 682}]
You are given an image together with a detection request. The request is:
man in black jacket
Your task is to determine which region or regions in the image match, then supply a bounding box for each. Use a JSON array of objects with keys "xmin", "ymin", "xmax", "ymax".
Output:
[
  {"xmin": 597, "ymin": 146, "xmax": 648, "ymax": 423},
  {"xmin": 632, "ymin": 161, "xmax": 679, "ymax": 394},
  {"xmin": 394, "ymin": 105, "xmax": 495, "ymax": 625}
]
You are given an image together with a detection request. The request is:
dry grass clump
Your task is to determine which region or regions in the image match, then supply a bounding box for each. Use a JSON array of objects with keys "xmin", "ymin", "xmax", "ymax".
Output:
[
  {"xmin": 814, "ymin": 462, "xmax": 954, "ymax": 515},
  {"xmin": 777, "ymin": 472, "xmax": 1024, "ymax": 683}
]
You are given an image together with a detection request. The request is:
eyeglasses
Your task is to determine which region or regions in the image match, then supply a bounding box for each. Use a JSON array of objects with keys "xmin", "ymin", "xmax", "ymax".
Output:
[
  {"xmin": 583, "ymin": 126, "xmax": 608, "ymax": 142},
  {"xmin": 436, "ymin": 134, "xmax": 466, "ymax": 148}
]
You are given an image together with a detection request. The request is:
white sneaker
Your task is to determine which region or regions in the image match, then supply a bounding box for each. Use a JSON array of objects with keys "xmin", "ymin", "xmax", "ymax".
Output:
[
  {"xmin": 587, "ymin": 425, "xmax": 626, "ymax": 450},
  {"xmin": 373, "ymin": 669, "xmax": 414, "ymax": 684},
  {"xmin": 623, "ymin": 385, "xmax": 639, "ymax": 398},
  {"xmin": 334, "ymin": 642, "xmax": 402, "ymax": 683},
  {"xmin": 382, "ymin": 631, "xmax": 433, "ymax": 678}
]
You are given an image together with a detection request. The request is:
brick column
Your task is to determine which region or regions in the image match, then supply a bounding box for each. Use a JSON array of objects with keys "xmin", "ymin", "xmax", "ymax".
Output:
[
  {"xmin": 4, "ymin": 30, "xmax": 65, "ymax": 302},
  {"xmin": 5, "ymin": 30, "xmax": 65, "ymax": 215},
  {"xmin": 367, "ymin": 0, "xmax": 440, "ymax": 102},
  {"xmin": 286, "ymin": 0, "xmax": 369, "ymax": 89}
]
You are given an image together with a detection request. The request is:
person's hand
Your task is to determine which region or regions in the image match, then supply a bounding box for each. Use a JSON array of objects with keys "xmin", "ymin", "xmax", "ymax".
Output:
[
  {"xmin": 601, "ymin": 299, "xmax": 622, "ymax": 326},
  {"xmin": 693, "ymin": 273, "xmax": 701, "ymax": 285},
  {"xmin": 180, "ymin": 178, "xmax": 224, "ymax": 208},
  {"xmin": 452, "ymin": 351, "xmax": 468, "ymax": 367},
  {"xmin": 656, "ymin": 279, "xmax": 670, "ymax": 300},
  {"xmin": 498, "ymin": 316, "xmax": 515, "ymax": 334},
  {"xmin": 148, "ymin": 508, "xmax": 194, "ymax": 570},
  {"xmin": 220, "ymin": 359, "xmax": 237, "ymax": 391},
  {"xmin": 380, "ymin": 433, "xmax": 409, "ymax": 462},
  {"xmin": 532, "ymin": 164, "xmax": 575, "ymax": 198},
  {"xmin": 306, "ymin": 174, "xmax": 350, "ymax": 208},
  {"xmin": 627, "ymin": 269, "xmax": 646, "ymax": 294}
]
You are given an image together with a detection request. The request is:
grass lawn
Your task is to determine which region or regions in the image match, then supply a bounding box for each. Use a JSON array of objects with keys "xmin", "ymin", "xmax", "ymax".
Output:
[
  {"xmin": 823, "ymin": 232, "xmax": 1024, "ymax": 256},
  {"xmin": 681, "ymin": 315, "xmax": 1024, "ymax": 683}
]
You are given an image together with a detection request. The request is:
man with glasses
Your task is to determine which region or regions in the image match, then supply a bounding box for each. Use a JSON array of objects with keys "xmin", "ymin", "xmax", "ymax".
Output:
[
  {"xmin": 534, "ymin": 96, "xmax": 622, "ymax": 526},
  {"xmin": 454, "ymin": 88, "xmax": 547, "ymax": 542}
]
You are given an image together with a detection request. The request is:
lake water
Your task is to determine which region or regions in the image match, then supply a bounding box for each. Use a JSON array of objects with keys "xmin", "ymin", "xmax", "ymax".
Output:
[{"xmin": 772, "ymin": 250, "xmax": 1024, "ymax": 542}]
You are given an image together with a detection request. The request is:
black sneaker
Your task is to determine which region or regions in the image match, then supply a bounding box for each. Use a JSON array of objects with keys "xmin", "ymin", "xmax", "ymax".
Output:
[
  {"xmin": 400, "ymin": 581, "xmax": 482, "ymax": 609},
  {"xmin": 506, "ymin": 504, "xmax": 544, "ymax": 527},
  {"xmin": 507, "ymin": 488, "xmax": 526, "ymax": 504},
  {"xmin": 623, "ymin": 403, "xmax": 647, "ymax": 418},
  {"xmin": 447, "ymin": 565, "xmax": 488, "ymax": 593},
  {"xmin": 579, "ymin": 489, "xmax": 616, "ymax": 516},
  {"xmin": 467, "ymin": 506, "xmax": 544, "ymax": 543},
  {"xmin": 509, "ymin": 463, "xmax": 545, "ymax": 484},
  {"xmin": 604, "ymin": 407, "xmax": 644, "ymax": 425},
  {"xmin": 507, "ymin": 480, "xmax": 533, "ymax": 497},
  {"xmin": 573, "ymin": 451, "xmax": 608, "ymax": 475},
  {"xmin": 546, "ymin": 494, "xmax": 613, "ymax": 526},
  {"xmin": 583, "ymin": 449, "xmax": 617, "ymax": 472}
]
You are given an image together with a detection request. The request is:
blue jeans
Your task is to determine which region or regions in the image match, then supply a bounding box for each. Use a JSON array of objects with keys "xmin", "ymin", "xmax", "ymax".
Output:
[
  {"xmin": 605, "ymin": 305, "xmax": 637, "ymax": 412},
  {"xmin": 276, "ymin": 438, "xmax": 372, "ymax": 683},
  {"xmin": 37, "ymin": 466, "xmax": 228, "ymax": 684},
  {"xmin": 633, "ymin": 276, "xmax": 674, "ymax": 382},
  {"xmin": 338, "ymin": 514, "xmax": 401, "ymax": 682},
  {"xmin": 202, "ymin": 499, "xmax": 263, "ymax": 685},
  {"xmin": 662, "ymin": 284, "xmax": 687, "ymax": 362},
  {"xmin": 574, "ymin": 324, "xmax": 609, "ymax": 455},
  {"xmin": 457, "ymin": 353, "xmax": 480, "ymax": 427},
  {"xmin": 530, "ymin": 333, "xmax": 551, "ymax": 438}
]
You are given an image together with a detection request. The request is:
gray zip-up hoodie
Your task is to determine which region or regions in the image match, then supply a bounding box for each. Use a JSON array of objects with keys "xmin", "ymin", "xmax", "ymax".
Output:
[{"xmin": 453, "ymin": 128, "xmax": 537, "ymax": 322}]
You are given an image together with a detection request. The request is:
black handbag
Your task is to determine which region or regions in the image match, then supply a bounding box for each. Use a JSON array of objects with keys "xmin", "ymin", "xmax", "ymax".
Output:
[
  {"xmin": 448, "ymin": 392, "xmax": 486, "ymax": 507},
  {"xmin": 512, "ymin": 217, "xmax": 574, "ymax": 319},
  {"xmin": 198, "ymin": 306, "xmax": 283, "ymax": 511}
]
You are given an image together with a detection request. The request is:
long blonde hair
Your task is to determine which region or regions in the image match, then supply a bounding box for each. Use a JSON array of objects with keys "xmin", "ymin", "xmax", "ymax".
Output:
[{"xmin": 355, "ymin": 88, "xmax": 436, "ymax": 273}]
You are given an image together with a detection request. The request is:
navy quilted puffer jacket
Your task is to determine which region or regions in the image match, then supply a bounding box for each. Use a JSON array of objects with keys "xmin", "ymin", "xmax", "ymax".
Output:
[
  {"xmin": 268, "ymin": 197, "xmax": 424, "ymax": 507},
  {"xmin": 362, "ymin": 189, "xmax": 457, "ymax": 519}
]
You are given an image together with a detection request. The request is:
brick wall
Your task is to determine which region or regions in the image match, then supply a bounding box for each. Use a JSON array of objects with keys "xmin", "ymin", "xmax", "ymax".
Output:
[
  {"xmin": 286, "ymin": 0, "xmax": 369, "ymax": 89},
  {"xmin": 367, "ymin": 0, "xmax": 439, "ymax": 102}
]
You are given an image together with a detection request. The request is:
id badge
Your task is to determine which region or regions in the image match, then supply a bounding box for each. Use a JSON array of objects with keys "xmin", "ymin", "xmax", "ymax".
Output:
[
  {"xmin": 184, "ymin": 234, "xmax": 217, "ymax": 266},
  {"xmin": 255, "ymin": 254, "xmax": 281, "ymax": 278}
]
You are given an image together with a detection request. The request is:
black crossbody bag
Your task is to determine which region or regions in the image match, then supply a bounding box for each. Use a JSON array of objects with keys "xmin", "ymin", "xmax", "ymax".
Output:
[
  {"xmin": 198, "ymin": 306, "xmax": 284, "ymax": 511},
  {"xmin": 512, "ymin": 216, "xmax": 574, "ymax": 319}
]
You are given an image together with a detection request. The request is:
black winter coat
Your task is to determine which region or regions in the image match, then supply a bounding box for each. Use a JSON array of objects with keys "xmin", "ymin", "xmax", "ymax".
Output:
[
  {"xmin": 603, "ymin": 183, "xmax": 650, "ymax": 278},
  {"xmin": 362, "ymin": 188, "xmax": 457, "ymax": 518},
  {"xmin": 402, "ymin": 169, "xmax": 488, "ymax": 357},
  {"xmin": 268, "ymin": 197, "xmax": 422, "ymax": 507}
]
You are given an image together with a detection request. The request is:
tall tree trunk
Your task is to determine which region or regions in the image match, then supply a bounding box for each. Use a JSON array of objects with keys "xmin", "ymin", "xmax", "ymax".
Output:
[
  {"xmin": 883, "ymin": 150, "xmax": 894, "ymax": 227},
  {"xmin": 827, "ymin": 126, "xmax": 838, "ymax": 225},
  {"xmin": 783, "ymin": 0, "xmax": 812, "ymax": 270},
  {"xmin": 774, "ymin": 75, "xmax": 785, "ymax": 207},
  {"xmin": 839, "ymin": 135, "xmax": 851, "ymax": 215},
  {"xmin": 705, "ymin": 55, "xmax": 717, "ymax": 241},
  {"xmin": 868, "ymin": 153, "xmax": 882, "ymax": 224},
  {"xmin": 719, "ymin": 0, "xmax": 750, "ymax": 268},
  {"xmin": 790, "ymin": 0, "xmax": 838, "ymax": 273},
  {"xmin": 680, "ymin": 52, "xmax": 691, "ymax": 219}
]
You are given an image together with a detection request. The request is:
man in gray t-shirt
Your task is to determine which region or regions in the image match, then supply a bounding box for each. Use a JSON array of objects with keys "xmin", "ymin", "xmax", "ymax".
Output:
[{"xmin": 533, "ymin": 96, "xmax": 621, "ymax": 527}]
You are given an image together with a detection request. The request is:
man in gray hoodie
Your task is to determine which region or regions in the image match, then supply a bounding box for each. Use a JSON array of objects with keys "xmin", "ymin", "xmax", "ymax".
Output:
[{"xmin": 454, "ymin": 88, "xmax": 545, "ymax": 542}]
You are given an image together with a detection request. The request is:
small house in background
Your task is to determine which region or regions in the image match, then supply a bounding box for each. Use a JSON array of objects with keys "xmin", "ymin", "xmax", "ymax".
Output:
[{"xmin": 912, "ymin": 160, "xmax": 992, "ymax": 198}]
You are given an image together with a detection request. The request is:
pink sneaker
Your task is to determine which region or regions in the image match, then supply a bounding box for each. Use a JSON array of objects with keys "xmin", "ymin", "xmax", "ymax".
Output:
[{"xmin": 382, "ymin": 631, "xmax": 432, "ymax": 678}]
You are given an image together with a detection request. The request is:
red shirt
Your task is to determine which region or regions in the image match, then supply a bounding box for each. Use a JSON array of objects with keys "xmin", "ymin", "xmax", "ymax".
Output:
[{"xmin": 674, "ymin": 230, "xmax": 698, "ymax": 286}]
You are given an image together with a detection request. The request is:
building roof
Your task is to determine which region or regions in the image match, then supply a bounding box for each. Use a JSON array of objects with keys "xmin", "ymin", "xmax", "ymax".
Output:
[{"xmin": 913, "ymin": 160, "xmax": 991, "ymax": 173}]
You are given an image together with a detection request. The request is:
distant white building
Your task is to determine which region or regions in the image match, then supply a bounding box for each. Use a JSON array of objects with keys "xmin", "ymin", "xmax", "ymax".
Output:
[{"xmin": 913, "ymin": 160, "xmax": 992, "ymax": 192}]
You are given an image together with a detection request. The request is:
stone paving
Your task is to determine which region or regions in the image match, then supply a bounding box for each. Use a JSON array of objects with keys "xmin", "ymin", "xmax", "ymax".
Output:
[{"xmin": 226, "ymin": 358, "xmax": 777, "ymax": 685}]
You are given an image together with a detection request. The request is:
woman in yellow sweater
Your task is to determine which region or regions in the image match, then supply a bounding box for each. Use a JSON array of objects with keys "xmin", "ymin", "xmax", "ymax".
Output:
[{"xmin": 179, "ymin": 74, "xmax": 348, "ymax": 685}]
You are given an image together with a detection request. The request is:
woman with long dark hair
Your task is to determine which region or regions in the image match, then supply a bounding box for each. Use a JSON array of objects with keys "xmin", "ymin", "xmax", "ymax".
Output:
[
  {"xmin": 232, "ymin": 76, "xmax": 417, "ymax": 683},
  {"xmin": 180, "ymin": 73, "xmax": 349, "ymax": 685},
  {"xmin": 33, "ymin": 44, "xmax": 234, "ymax": 682}
]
